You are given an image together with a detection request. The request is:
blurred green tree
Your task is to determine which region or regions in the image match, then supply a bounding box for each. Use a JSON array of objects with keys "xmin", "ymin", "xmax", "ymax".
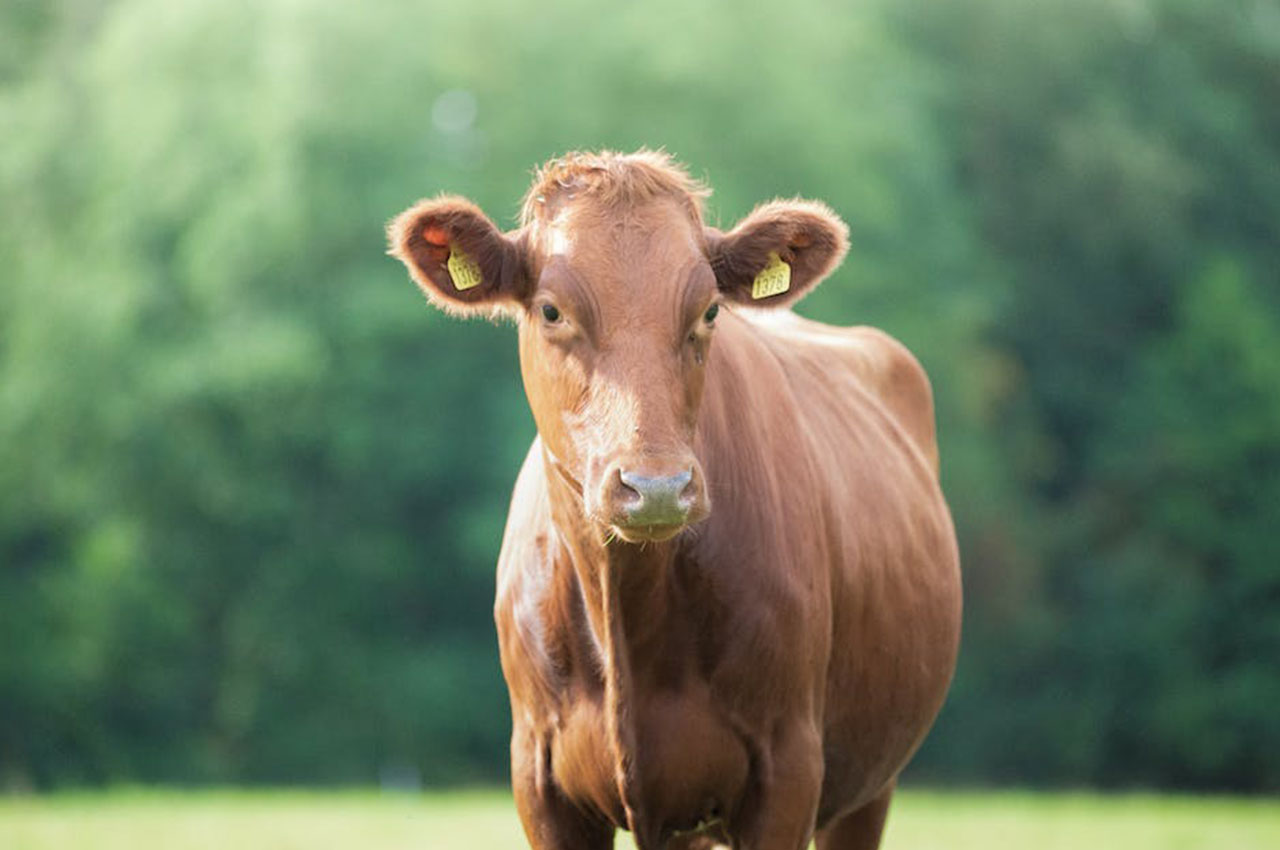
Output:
[{"xmin": 894, "ymin": 0, "xmax": 1280, "ymax": 790}]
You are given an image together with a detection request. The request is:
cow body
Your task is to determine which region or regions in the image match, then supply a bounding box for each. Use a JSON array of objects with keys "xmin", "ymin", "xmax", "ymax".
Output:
[
  {"xmin": 496, "ymin": 310, "xmax": 960, "ymax": 849},
  {"xmin": 388, "ymin": 151, "xmax": 961, "ymax": 850}
]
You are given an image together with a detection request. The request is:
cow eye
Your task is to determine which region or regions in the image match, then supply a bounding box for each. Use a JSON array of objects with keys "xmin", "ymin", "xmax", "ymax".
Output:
[
  {"xmin": 703, "ymin": 303, "xmax": 719, "ymax": 324},
  {"xmin": 541, "ymin": 304, "xmax": 562, "ymax": 323}
]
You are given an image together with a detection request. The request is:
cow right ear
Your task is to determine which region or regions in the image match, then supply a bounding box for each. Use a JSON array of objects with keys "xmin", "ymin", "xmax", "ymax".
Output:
[{"xmin": 388, "ymin": 196, "xmax": 530, "ymax": 317}]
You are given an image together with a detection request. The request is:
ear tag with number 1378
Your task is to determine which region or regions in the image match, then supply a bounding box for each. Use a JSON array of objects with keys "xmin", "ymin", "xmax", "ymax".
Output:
[
  {"xmin": 448, "ymin": 247, "xmax": 483, "ymax": 291},
  {"xmin": 752, "ymin": 252, "xmax": 791, "ymax": 300}
]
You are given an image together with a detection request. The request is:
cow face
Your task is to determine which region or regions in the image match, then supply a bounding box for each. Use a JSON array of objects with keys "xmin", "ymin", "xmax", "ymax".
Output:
[
  {"xmin": 389, "ymin": 152, "xmax": 848, "ymax": 544},
  {"xmin": 517, "ymin": 196, "xmax": 717, "ymax": 543}
]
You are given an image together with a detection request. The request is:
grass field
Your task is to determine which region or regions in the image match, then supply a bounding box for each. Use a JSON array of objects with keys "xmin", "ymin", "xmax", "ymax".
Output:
[{"xmin": 0, "ymin": 788, "xmax": 1276, "ymax": 849}]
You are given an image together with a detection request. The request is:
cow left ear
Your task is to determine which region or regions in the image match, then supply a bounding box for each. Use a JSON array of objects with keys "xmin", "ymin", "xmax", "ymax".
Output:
[{"xmin": 706, "ymin": 199, "xmax": 849, "ymax": 307}]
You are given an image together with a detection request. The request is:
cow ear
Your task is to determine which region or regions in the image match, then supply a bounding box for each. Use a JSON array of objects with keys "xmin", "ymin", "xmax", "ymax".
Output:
[
  {"xmin": 388, "ymin": 195, "xmax": 530, "ymax": 317},
  {"xmin": 706, "ymin": 199, "xmax": 849, "ymax": 307}
]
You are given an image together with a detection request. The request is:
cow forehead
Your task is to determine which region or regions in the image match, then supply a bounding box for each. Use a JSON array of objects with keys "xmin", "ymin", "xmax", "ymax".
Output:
[{"xmin": 538, "ymin": 199, "xmax": 708, "ymax": 306}]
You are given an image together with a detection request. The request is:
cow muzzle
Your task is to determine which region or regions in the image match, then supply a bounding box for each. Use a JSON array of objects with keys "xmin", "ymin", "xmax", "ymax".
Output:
[{"xmin": 599, "ymin": 461, "xmax": 710, "ymax": 543}]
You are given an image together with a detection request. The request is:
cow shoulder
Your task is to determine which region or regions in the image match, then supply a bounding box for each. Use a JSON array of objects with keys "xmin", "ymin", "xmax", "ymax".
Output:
[
  {"xmin": 740, "ymin": 311, "xmax": 939, "ymax": 473},
  {"xmin": 494, "ymin": 439, "xmax": 567, "ymax": 710},
  {"xmin": 842, "ymin": 326, "xmax": 939, "ymax": 473}
]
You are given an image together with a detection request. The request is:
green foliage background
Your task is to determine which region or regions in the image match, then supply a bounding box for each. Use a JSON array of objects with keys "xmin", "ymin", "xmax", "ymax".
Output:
[{"xmin": 1, "ymin": 0, "xmax": 1277, "ymax": 791}]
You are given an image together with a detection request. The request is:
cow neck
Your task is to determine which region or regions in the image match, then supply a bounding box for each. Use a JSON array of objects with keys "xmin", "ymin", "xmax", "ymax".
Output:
[
  {"xmin": 539, "ymin": 443, "xmax": 675, "ymax": 839},
  {"xmin": 538, "ymin": 444, "xmax": 676, "ymax": 646}
]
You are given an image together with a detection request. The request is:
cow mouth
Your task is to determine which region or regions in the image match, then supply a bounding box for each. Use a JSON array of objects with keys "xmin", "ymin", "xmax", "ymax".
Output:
[{"xmin": 608, "ymin": 522, "xmax": 687, "ymax": 544}]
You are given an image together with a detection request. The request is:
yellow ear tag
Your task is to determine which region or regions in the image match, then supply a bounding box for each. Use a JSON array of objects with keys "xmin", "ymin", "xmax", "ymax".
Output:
[
  {"xmin": 447, "ymin": 247, "xmax": 483, "ymax": 291},
  {"xmin": 751, "ymin": 252, "xmax": 791, "ymax": 300}
]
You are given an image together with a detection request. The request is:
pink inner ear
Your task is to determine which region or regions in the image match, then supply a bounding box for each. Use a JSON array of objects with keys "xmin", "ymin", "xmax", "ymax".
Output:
[{"xmin": 422, "ymin": 226, "xmax": 450, "ymax": 247}]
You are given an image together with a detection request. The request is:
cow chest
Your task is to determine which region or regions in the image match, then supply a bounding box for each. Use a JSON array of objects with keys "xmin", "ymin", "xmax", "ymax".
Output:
[{"xmin": 549, "ymin": 683, "xmax": 750, "ymax": 835}]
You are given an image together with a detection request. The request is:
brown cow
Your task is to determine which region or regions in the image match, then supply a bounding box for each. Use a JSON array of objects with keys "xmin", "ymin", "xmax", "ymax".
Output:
[{"xmin": 389, "ymin": 151, "xmax": 961, "ymax": 850}]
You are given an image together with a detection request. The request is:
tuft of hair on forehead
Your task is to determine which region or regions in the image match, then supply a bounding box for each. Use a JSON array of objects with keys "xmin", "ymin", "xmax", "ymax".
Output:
[{"xmin": 519, "ymin": 149, "xmax": 710, "ymax": 228}]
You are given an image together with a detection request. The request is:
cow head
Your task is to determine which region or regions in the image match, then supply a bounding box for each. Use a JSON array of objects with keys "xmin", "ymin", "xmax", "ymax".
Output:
[{"xmin": 389, "ymin": 151, "xmax": 848, "ymax": 543}]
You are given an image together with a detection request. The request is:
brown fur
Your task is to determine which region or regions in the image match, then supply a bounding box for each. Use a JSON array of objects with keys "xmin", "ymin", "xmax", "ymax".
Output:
[
  {"xmin": 520, "ymin": 148, "xmax": 709, "ymax": 229},
  {"xmin": 388, "ymin": 151, "xmax": 962, "ymax": 850}
]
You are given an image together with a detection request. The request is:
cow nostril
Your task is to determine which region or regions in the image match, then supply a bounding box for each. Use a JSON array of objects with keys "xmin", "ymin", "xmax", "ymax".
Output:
[
  {"xmin": 615, "ymin": 471, "xmax": 643, "ymax": 506},
  {"xmin": 678, "ymin": 474, "xmax": 698, "ymax": 506}
]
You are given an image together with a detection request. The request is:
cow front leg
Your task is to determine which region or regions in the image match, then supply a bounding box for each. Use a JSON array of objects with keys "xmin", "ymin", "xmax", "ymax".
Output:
[
  {"xmin": 511, "ymin": 725, "xmax": 614, "ymax": 850},
  {"xmin": 814, "ymin": 782, "xmax": 895, "ymax": 850},
  {"xmin": 733, "ymin": 722, "xmax": 825, "ymax": 850}
]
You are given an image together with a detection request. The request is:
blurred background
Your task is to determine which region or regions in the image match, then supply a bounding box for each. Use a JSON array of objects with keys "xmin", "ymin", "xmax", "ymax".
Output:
[{"xmin": 1, "ymin": 0, "xmax": 1277, "ymax": 797}]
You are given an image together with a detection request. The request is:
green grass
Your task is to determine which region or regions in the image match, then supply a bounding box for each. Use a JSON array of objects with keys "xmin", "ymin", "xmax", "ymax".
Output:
[{"xmin": 0, "ymin": 788, "xmax": 1276, "ymax": 849}]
